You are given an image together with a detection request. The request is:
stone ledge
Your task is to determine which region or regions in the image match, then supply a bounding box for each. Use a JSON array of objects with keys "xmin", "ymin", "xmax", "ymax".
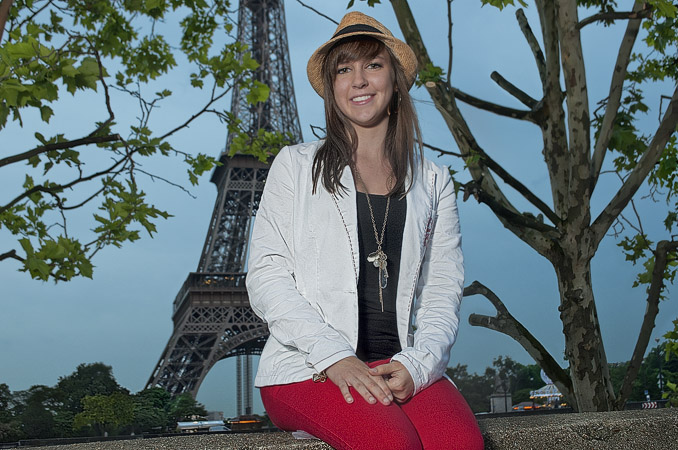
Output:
[
  {"xmin": 30, "ymin": 408, "xmax": 677, "ymax": 449},
  {"xmin": 479, "ymin": 408, "xmax": 677, "ymax": 450}
]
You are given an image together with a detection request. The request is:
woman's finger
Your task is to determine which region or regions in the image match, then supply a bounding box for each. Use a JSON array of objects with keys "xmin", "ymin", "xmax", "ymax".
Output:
[
  {"xmin": 369, "ymin": 362, "xmax": 396, "ymax": 377},
  {"xmin": 362, "ymin": 374, "xmax": 393, "ymax": 404},
  {"xmin": 338, "ymin": 381, "xmax": 354, "ymax": 404},
  {"xmin": 351, "ymin": 379, "xmax": 378, "ymax": 404}
]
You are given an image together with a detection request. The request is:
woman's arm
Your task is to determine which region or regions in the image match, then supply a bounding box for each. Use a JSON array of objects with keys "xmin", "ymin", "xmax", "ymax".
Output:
[
  {"xmin": 391, "ymin": 167, "xmax": 464, "ymax": 395},
  {"xmin": 247, "ymin": 147, "xmax": 355, "ymax": 373}
]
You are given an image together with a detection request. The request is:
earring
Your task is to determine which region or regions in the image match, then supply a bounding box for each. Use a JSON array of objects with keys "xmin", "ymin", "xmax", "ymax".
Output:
[{"xmin": 390, "ymin": 92, "xmax": 401, "ymax": 115}]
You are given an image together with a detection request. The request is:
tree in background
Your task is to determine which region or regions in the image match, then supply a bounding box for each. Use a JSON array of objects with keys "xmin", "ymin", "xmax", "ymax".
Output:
[
  {"xmin": 446, "ymin": 364, "xmax": 495, "ymax": 413},
  {"xmin": 131, "ymin": 387, "xmax": 170, "ymax": 434},
  {"xmin": 54, "ymin": 362, "xmax": 127, "ymax": 414},
  {"xmin": 609, "ymin": 340, "xmax": 678, "ymax": 402},
  {"xmin": 166, "ymin": 392, "xmax": 207, "ymax": 428},
  {"xmin": 356, "ymin": 0, "xmax": 678, "ymax": 411},
  {"xmin": 446, "ymin": 356, "xmax": 545, "ymax": 412},
  {"xmin": 13, "ymin": 385, "xmax": 58, "ymax": 439},
  {"xmin": 0, "ymin": 363, "xmax": 209, "ymax": 441},
  {"xmin": 0, "ymin": 0, "xmax": 287, "ymax": 282},
  {"xmin": 661, "ymin": 317, "xmax": 678, "ymax": 405},
  {"xmin": 0, "ymin": 383, "xmax": 23, "ymax": 442},
  {"xmin": 73, "ymin": 392, "xmax": 134, "ymax": 436}
]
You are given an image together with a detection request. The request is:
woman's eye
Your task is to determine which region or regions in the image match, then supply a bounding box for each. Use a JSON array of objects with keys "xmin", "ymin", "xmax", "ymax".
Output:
[
  {"xmin": 367, "ymin": 62, "xmax": 382, "ymax": 69},
  {"xmin": 337, "ymin": 67, "xmax": 349, "ymax": 74}
]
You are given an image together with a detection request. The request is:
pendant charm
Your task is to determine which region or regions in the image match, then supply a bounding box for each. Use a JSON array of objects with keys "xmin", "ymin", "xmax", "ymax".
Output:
[
  {"xmin": 367, "ymin": 250, "xmax": 387, "ymax": 268},
  {"xmin": 379, "ymin": 261, "xmax": 388, "ymax": 289},
  {"xmin": 368, "ymin": 250, "xmax": 388, "ymax": 289}
]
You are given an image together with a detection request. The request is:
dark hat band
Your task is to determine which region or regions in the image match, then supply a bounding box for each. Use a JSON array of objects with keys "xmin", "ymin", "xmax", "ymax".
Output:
[{"xmin": 332, "ymin": 24, "xmax": 384, "ymax": 39}]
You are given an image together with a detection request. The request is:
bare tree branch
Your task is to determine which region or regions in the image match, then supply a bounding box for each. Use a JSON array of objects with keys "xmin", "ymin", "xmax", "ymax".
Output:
[
  {"xmin": 86, "ymin": 37, "xmax": 116, "ymax": 137},
  {"xmin": 616, "ymin": 240, "xmax": 678, "ymax": 408},
  {"xmin": 592, "ymin": 85, "xmax": 678, "ymax": 245},
  {"xmin": 295, "ymin": 0, "xmax": 338, "ymax": 25},
  {"xmin": 135, "ymin": 168, "xmax": 197, "ymax": 199},
  {"xmin": 535, "ymin": 0, "xmax": 569, "ymax": 218},
  {"xmin": 0, "ymin": 151, "xmax": 129, "ymax": 214},
  {"xmin": 462, "ymin": 179, "xmax": 557, "ymax": 234},
  {"xmin": 557, "ymin": 0, "xmax": 593, "ymax": 224},
  {"xmin": 446, "ymin": 0, "xmax": 453, "ymax": 85},
  {"xmin": 16, "ymin": 0, "xmax": 53, "ymax": 33},
  {"xmin": 577, "ymin": 4, "xmax": 652, "ymax": 29},
  {"xmin": 516, "ymin": 8, "xmax": 546, "ymax": 87},
  {"xmin": 464, "ymin": 281, "xmax": 575, "ymax": 407},
  {"xmin": 423, "ymin": 142, "xmax": 463, "ymax": 158},
  {"xmin": 450, "ymin": 86, "xmax": 536, "ymax": 122},
  {"xmin": 158, "ymin": 84, "xmax": 230, "ymax": 141},
  {"xmin": 0, "ymin": 134, "xmax": 121, "ymax": 169},
  {"xmin": 0, "ymin": 249, "xmax": 23, "ymax": 262},
  {"xmin": 475, "ymin": 148, "xmax": 560, "ymax": 226},
  {"xmin": 591, "ymin": 1, "xmax": 646, "ymax": 189},
  {"xmin": 490, "ymin": 71, "xmax": 538, "ymax": 108}
]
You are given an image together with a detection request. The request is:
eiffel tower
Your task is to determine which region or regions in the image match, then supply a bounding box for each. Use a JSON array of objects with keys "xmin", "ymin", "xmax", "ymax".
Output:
[{"xmin": 147, "ymin": 0, "xmax": 302, "ymax": 416}]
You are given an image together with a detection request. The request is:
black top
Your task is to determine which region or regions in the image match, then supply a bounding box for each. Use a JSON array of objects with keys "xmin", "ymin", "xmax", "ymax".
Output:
[{"xmin": 355, "ymin": 192, "xmax": 406, "ymax": 362}]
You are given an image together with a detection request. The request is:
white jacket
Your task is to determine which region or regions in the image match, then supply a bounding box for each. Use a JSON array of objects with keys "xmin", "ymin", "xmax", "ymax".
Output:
[{"xmin": 246, "ymin": 141, "xmax": 464, "ymax": 396}]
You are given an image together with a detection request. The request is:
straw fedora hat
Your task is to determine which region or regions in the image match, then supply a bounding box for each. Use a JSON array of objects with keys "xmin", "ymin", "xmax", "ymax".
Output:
[{"xmin": 306, "ymin": 11, "xmax": 418, "ymax": 98}]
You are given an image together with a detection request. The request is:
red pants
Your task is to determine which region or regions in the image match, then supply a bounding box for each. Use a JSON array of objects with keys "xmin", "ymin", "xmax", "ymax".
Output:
[{"xmin": 260, "ymin": 360, "xmax": 484, "ymax": 450}]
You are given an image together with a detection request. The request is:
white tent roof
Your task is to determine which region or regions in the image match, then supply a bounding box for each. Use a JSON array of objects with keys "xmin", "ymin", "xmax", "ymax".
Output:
[{"xmin": 530, "ymin": 383, "xmax": 563, "ymax": 398}]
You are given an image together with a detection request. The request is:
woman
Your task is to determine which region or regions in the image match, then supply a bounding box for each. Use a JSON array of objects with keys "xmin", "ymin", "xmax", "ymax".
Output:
[{"xmin": 246, "ymin": 11, "xmax": 483, "ymax": 450}]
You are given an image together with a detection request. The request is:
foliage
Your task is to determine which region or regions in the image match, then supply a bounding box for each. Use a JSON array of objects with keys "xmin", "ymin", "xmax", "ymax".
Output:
[
  {"xmin": 480, "ymin": 0, "xmax": 528, "ymax": 10},
  {"xmin": 55, "ymin": 362, "xmax": 127, "ymax": 413},
  {"xmin": 0, "ymin": 384, "xmax": 22, "ymax": 442},
  {"xmin": 73, "ymin": 392, "xmax": 135, "ymax": 435},
  {"xmin": 665, "ymin": 318, "xmax": 678, "ymax": 406},
  {"xmin": 0, "ymin": 0, "xmax": 286, "ymax": 282},
  {"xmin": 0, "ymin": 383, "xmax": 11, "ymax": 422},
  {"xmin": 446, "ymin": 364, "xmax": 495, "ymax": 413},
  {"xmin": 0, "ymin": 363, "xmax": 209, "ymax": 441},
  {"xmin": 166, "ymin": 392, "xmax": 207, "ymax": 424},
  {"xmin": 446, "ymin": 356, "xmax": 546, "ymax": 413},
  {"xmin": 609, "ymin": 341, "xmax": 678, "ymax": 404}
]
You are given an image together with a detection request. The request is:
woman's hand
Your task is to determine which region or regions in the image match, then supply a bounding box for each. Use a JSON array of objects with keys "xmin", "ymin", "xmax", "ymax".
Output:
[
  {"xmin": 325, "ymin": 356, "xmax": 394, "ymax": 406},
  {"xmin": 369, "ymin": 361, "xmax": 414, "ymax": 402}
]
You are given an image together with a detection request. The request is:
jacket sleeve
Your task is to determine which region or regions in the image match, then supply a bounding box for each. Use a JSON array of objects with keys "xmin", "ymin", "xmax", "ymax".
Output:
[
  {"xmin": 391, "ymin": 168, "xmax": 464, "ymax": 395},
  {"xmin": 246, "ymin": 147, "xmax": 355, "ymax": 374}
]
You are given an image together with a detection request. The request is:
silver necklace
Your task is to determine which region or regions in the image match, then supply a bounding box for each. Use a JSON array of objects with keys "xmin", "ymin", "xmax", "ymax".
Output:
[{"xmin": 354, "ymin": 167, "xmax": 390, "ymax": 313}]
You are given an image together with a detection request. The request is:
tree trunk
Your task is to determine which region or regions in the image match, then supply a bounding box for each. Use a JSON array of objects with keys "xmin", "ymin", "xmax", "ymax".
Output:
[
  {"xmin": 0, "ymin": 0, "xmax": 13, "ymax": 42},
  {"xmin": 554, "ymin": 249, "xmax": 616, "ymax": 411}
]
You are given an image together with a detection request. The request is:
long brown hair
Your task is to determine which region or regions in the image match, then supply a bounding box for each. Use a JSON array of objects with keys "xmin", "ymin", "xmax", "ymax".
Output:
[{"xmin": 311, "ymin": 37, "xmax": 423, "ymax": 197}]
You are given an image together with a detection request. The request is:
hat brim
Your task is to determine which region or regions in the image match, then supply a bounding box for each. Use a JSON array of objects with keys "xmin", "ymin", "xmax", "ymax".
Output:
[{"xmin": 307, "ymin": 32, "xmax": 418, "ymax": 98}]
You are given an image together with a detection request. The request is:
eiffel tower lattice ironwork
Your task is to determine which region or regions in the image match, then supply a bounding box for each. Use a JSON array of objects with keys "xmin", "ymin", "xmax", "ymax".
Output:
[{"xmin": 147, "ymin": 0, "xmax": 302, "ymax": 415}]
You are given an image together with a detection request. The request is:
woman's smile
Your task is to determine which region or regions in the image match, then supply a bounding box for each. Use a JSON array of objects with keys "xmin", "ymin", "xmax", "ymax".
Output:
[{"xmin": 351, "ymin": 94, "xmax": 375, "ymax": 103}]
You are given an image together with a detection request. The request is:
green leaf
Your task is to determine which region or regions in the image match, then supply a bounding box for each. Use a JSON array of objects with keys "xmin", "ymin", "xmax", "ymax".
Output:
[
  {"xmin": 481, "ymin": 0, "xmax": 527, "ymax": 10},
  {"xmin": 40, "ymin": 105, "xmax": 53, "ymax": 123},
  {"xmin": 245, "ymin": 81, "xmax": 270, "ymax": 104}
]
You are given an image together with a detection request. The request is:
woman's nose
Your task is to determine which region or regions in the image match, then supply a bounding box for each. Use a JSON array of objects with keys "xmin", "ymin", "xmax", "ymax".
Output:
[{"xmin": 352, "ymin": 68, "xmax": 368, "ymax": 88}]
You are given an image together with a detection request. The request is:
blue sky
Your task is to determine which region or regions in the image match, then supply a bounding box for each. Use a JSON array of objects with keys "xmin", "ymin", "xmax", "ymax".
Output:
[{"xmin": 1, "ymin": 0, "xmax": 676, "ymax": 416}]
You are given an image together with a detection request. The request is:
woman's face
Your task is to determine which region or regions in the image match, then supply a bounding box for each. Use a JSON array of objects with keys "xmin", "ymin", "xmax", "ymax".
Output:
[{"xmin": 332, "ymin": 49, "xmax": 396, "ymax": 133}]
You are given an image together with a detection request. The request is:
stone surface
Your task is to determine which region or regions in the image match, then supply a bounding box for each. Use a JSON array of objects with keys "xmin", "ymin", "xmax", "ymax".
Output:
[
  {"xmin": 26, "ymin": 408, "xmax": 678, "ymax": 449},
  {"xmin": 478, "ymin": 408, "xmax": 678, "ymax": 450}
]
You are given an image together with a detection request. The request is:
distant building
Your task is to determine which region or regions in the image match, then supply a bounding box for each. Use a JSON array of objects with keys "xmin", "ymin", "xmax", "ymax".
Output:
[{"xmin": 207, "ymin": 411, "xmax": 224, "ymax": 421}]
